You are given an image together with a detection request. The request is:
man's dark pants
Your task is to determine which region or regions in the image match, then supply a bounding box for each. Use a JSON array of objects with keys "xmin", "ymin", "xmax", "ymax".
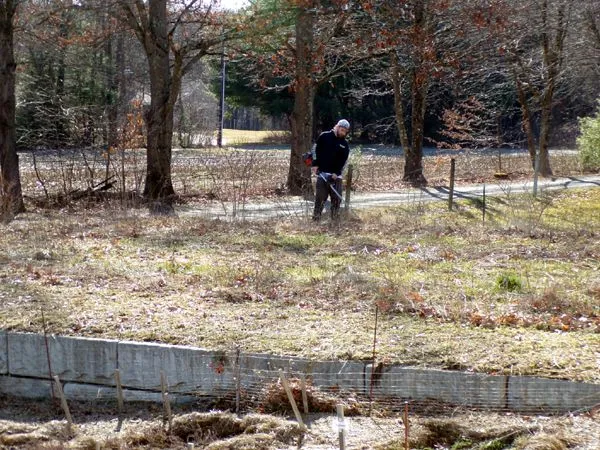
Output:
[{"xmin": 313, "ymin": 175, "xmax": 343, "ymax": 221}]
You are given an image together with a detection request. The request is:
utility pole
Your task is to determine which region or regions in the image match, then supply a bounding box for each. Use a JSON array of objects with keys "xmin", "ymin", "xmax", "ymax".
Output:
[{"xmin": 217, "ymin": 38, "xmax": 226, "ymax": 148}]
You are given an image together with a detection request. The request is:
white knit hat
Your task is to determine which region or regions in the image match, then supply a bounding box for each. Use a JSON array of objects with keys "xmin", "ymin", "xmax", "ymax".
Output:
[{"xmin": 336, "ymin": 119, "xmax": 350, "ymax": 129}]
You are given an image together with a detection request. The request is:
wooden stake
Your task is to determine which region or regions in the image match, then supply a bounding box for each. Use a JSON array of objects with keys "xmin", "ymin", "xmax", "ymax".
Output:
[
  {"xmin": 279, "ymin": 369, "xmax": 305, "ymax": 428},
  {"xmin": 482, "ymin": 183, "xmax": 486, "ymax": 223},
  {"xmin": 53, "ymin": 375, "xmax": 73, "ymax": 431},
  {"xmin": 369, "ymin": 304, "xmax": 379, "ymax": 414},
  {"xmin": 448, "ymin": 158, "xmax": 456, "ymax": 211},
  {"xmin": 344, "ymin": 164, "xmax": 354, "ymax": 212},
  {"xmin": 41, "ymin": 309, "xmax": 55, "ymax": 398},
  {"xmin": 337, "ymin": 404, "xmax": 346, "ymax": 450},
  {"xmin": 404, "ymin": 401, "xmax": 410, "ymax": 450},
  {"xmin": 235, "ymin": 348, "xmax": 241, "ymax": 415},
  {"xmin": 300, "ymin": 375, "xmax": 309, "ymax": 415},
  {"xmin": 160, "ymin": 371, "xmax": 173, "ymax": 431},
  {"xmin": 114, "ymin": 369, "xmax": 124, "ymax": 413}
]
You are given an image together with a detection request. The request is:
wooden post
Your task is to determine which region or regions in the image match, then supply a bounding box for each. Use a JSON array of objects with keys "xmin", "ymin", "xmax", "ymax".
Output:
[
  {"xmin": 41, "ymin": 309, "xmax": 55, "ymax": 398},
  {"xmin": 448, "ymin": 158, "xmax": 456, "ymax": 211},
  {"xmin": 279, "ymin": 369, "xmax": 305, "ymax": 428},
  {"xmin": 344, "ymin": 164, "xmax": 353, "ymax": 212},
  {"xmin": 533, "ymin": 150, "xmax": 540, "ymax": 197},
  {"xmin": 482, "ymin": 184, "xmax": 486, "ymax": 223},
  {"xmin": 161, "ymin": 371, "xmax": 173, "ymax": 431},
  {"xmin": 53, "ymin": 375, "xmax": 73, "ymax": 431},
  {"xmin": 300, "ymin": 375, "xmax": 309, "ymax": 415},
  {"xmin": 369, "ymin": 305, "xmax": 379, "ymax": 415},
  {"xmin": 404, "ymin": 401, "xmax": 410, "ymax": 450},
  {"xmin": 337, "ymin": 404, "xmax": 346, "ymax": 450},
  {"xmin": 114, "ymin": 369, "xmax": 124, "ymax": 414},
  {"xmin": 235, "ymin": 348, "xmax": 241, "ymax": 415}
]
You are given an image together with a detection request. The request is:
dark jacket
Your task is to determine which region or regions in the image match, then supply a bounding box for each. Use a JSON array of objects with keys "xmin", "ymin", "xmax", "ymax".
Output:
[{"xmin": 313, "ymin": 130, "xmax": 350, "ymax": 176}]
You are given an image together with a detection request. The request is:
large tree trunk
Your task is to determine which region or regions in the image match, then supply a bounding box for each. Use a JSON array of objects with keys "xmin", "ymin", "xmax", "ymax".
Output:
[
  {"xmin": 515, "ymin": 77, "xmax": 537, "ymax": 165},
  {"xmin": 141, "ymin": 0, "xmax": 176, "ymax": 212},
  {"xmin": 288, "ymin": 6, "xmax": 315, "ymax": 197},
  {"xmin": 537, "ymin": 79, "xmax": 554, "ymax": 177},
  {"xmin": 0, "ymin": 0, "xmax": 24, "ymax": 219},
  {"xmin": 391, "ymin": 54, "xmax": 410, "ymax": 152},
  {"xmin": 535, "ymin": 0, "xmax": 570, "ymax": 178},
  {"xmin": 403, "ymin": 70, "xmax": 428, "ymax": 185},
  {"xmin": 403, "ymin": 1, "xmax": 428, "ymax": 186}
]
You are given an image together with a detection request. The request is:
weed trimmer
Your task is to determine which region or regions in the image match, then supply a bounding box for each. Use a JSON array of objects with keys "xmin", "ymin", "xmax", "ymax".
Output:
[{"xmin": 318, "ymin": 172, "xmax": 343, "ymax": 201}]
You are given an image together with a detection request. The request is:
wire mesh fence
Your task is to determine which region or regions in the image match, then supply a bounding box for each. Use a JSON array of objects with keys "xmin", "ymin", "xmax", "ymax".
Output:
[
  {"xmin": 16, "ymin": 146, "xmax": 583, "ymax": 208},
  {"xmin": 144, "ymin": 351, "xmax": 600, "ymax": 417}
]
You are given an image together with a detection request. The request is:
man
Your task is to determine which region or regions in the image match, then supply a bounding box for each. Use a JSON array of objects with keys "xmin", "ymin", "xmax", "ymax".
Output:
[{"xmin": 312, "ymin": 119, "xmax": 351, "ymax": 221}]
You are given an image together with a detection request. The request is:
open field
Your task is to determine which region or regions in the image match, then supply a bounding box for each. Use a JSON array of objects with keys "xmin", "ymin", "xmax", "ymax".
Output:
[
  {"xmin": 1, "ymin": 149, "xmax": 599, "ymax": 449},
  {"xmin": 1, "ymin": 186, "xmax": 599, "ymax": 382},
  {"xmin": 222, "ymin": 128, "xmax": 290, "ymax": 145}
]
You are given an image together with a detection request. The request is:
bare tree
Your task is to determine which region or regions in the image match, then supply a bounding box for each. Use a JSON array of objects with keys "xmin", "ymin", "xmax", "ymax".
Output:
[
  {"xmin": 505, "ymin": 0, "xmax": 575, "ymax": 177},
  {"xmin": 286, "ymin": 1, "xmax": 356, "ymax": 196},
  {"xmin": 367, "ymin": 0, "xmax": 491, "ymax": 185},
  {"xmin": 104, "ymin": 0, "xmax": 242, "ymax": 213},
  {"xmin": 236, "ymin": 0, "xmax": 377, "ymax": 196},
  {"xmin": 0, "ymin": 0, "xmax": 24, "ymax": 218}
]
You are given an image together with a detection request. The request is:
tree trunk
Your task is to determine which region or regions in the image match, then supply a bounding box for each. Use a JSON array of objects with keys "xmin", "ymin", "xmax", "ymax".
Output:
[
  {"xmin": 0, "ymin": 0, "xmax": 24, "ymax": 219},
  {"xmin": 141, "ymin": 0, "xmax": 176, "ymax": 212},
  {"xmin": 403, "ymin": 69, "xmax": 428, "ymax": 185},
  {"xmin": 537, "ymin": 79, "xmax": 554, "ymax": 177},
  {"xmin": 104, "ymin": 13, "xmax": 120, "ymax": 151},
  {"xmin": 391, "ymin": 54, "xmax": 410, "ymax": 152},
  {"xmin": 514, "ymin": 77, "xmax": 537, "ymax": 165},
  {"xmin": 288, "ymin": 6, "xmax": 315, "ymax": 197},
  {"xmin": 534, "ymin": 0, "xmax": 571, "ymax": 178},
  {"xmin": 403, "ymin": 0, "xmax": 428, "ymax": 186}
]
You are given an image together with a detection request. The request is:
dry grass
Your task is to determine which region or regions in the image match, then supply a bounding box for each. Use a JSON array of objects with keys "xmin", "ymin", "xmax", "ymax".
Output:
[
  {"xmin": 1, "ymin": 178, "xmax": 599, "ymax": 382},
  {"xmin": 1, "ymin": 394, "xmax": 598, "ymax": 449},
  {"xmin": 259, "ymin": 378, "xmax": 362, "ymax": 416},
  {"xmin": 0, "ymin": 409, "xmax": 304, "ymax": 449},
  {"xmin": 222, "ymin": 129, "xmax": 290, "ymax": 145},
  {"xmin": 3, "ymin": 148, "xmax": 599, "ymax": 448},
  {"xmin": 2, "ymin": 150, "xmax": 599, "ymax": 385}
]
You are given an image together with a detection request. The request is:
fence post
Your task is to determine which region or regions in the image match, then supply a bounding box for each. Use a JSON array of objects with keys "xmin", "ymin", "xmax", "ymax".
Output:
[
  {"xmin": 337, "ymin": 404, "xmax": 346, "ymax": 450},
  {"xmin": 161, "ymin": 371, "xmax": 172, "ymax": 431},
  {"xmin": 344, "ymin": 164, "xmax": 353, "ymax": 212},
  {"xmin": 235, "ymin": 348, "xmax": 241, "ymax": 416},
  {"xmin": 300, "ymin": 375, "xmax": 309, "ymax": 415},
  {"xmin": 533, "ymin": 151, "xmax": 540, "ymax": 197},
  {"xmin": 482, "ymin": 183, "xmax": 486, "ymax": 223},
  {"xmin": 404, "ymin": 402, "xmax": 410, "ymax": 450},
  {"xmin": 279, "ymin": 369, "xmax": 305, "ymax": 429},
  {"xmin": 53, "ymin": 375, "xmax": 73, "ymax": 432},
  {"xmin": 448, "ymin": 158, "xmax": 456, "ymax": 211},
  {"xmin": 114, "ymin": 369, "xmax": 124, "ymax": 414}
]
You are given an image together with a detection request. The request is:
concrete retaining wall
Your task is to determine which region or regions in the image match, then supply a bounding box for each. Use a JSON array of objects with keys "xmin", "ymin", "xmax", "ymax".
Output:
[{"xmin": 1, "ymin": 331, "xmax": 598, "ymax": 413}]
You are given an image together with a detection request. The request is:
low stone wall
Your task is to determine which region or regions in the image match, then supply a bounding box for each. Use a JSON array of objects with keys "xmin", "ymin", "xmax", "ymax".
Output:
[{"xmin": 1, "ymin": 331, "xmax": 598, "ymax": 413}]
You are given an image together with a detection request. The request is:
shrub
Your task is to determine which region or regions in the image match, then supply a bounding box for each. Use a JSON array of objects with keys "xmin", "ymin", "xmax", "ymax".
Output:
[{"xmin": 577, "ymin": 101, "xmax": 600, "ymax": 171}]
